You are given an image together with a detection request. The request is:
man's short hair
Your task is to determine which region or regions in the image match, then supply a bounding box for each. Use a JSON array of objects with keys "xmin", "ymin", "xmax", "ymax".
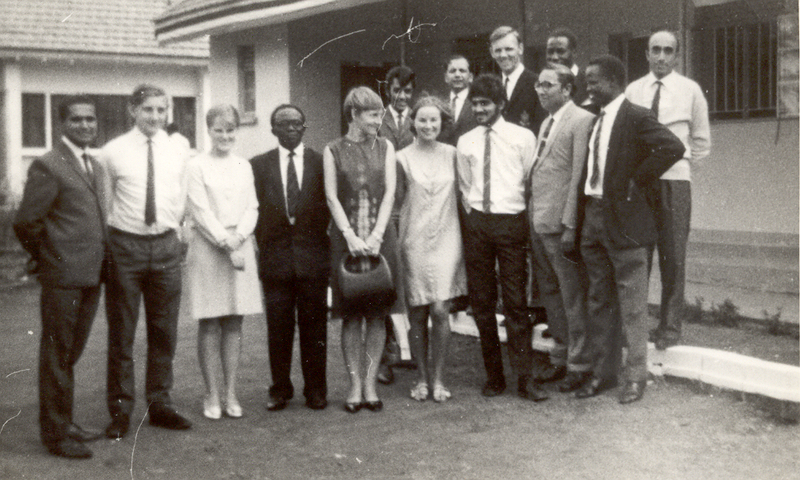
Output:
[
  {"xmin": 587, "ymin": 55, "xmax": 627, "ymax": 87},
  {"xmin": 547, "ymin": 27, "xmax": 578, "ymax": 51},
  {"xmin": 270, "ymin": 104, "xmax": 306, "ymax": 127},
  {"xmin": 541, "ymin": 62, "xmax": 576, "ymax": 95},
  {"xmin": 58, "ymin": 95, "xmax": 95, "ymax": 122},
  {"xmin": 445, "ymin": 54, "xmax": 471, "ymax": 71},
  {"xmin": 206, "ymin": 104, "xmax": 240, "ymax": 129},
  {"xmin": 650, "ymin": 29, "xmax": 680, "ymax": 53},
  {"xmin": 468, "ymin": 74, "xmax": 506, "ymax": 105},
  {"xmin": 489, "ymin": 26, "xmax": 521, "ymax": 46},
  {"xmin": 343, "ymin": 86, "xmax": 384, "ymax": 123},
  {"xmin": 130, "ymin": 84, "xmax": 166, "ymax": 107},
  {"xmin": 385, "ymin": 65, "xmax": 415, "ymax": 89}
]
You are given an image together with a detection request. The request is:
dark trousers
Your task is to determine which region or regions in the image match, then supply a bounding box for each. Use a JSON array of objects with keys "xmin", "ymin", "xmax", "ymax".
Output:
[
  {"xmin": 463, "ymin": 209, "xmax": 532, "ymax": 385},
  {"xmin": 39, "ymin": 283, "xmax": 100, "ymax": 446},
  {"xmin": 530, "ymin": 230, "xmax": 591, "ymax": 372},
  {"xmin": 263, "ymin": 277, "xmax": 328, "ymax": 401},
  {"xmin": 580, "ymin": 199, "xmax": 649, "ymax": 383},
  {"xmin": 106, "ymin": 228, "xmax": 183, "ymax": 418},
  {"xmin": 648, "ymin": 180, "xmax": 691, "ymax": 342}
]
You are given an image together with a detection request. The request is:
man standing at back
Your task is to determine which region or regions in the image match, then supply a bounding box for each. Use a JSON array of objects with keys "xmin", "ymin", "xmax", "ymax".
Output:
[
  {"xmin": 490, "ymin": 26, "xmax": 547, "ymax": 135},
  {"xmin": 545, "ymin": 27, "xmax": 591, "ymax": 110},
  {"xmin": 15, "ymin": 96, "xmax": 107, "ymax": 459},
  {"xmin": 101, "ymin": 84, "xmax": 192, "ymax": 439},
  {"xmin": 251, "ymin": 105, "xmax": 331, "ymax": 412},
  {"xmin": 379, "ymin": 65, "xmax": 415, "ymax": 151},
  {"xmin": 440, "ymin": 54, "xmax": 478, "ymax": 146},
  {"xmin": 625, "ymin": 30, "xmax": 711, "ymax": 350}
]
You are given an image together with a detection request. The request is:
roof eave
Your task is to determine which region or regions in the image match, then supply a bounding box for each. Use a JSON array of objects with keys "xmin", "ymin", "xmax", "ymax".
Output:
[{"xmin": 0, "ymin": 48, "xmax": 209, "ymax": 67}]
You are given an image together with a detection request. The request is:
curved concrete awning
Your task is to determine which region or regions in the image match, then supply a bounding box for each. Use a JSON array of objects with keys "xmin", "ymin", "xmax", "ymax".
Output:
[{"xmin": 155, "ymin": 0, "xmax": 386, "ymax": 44}]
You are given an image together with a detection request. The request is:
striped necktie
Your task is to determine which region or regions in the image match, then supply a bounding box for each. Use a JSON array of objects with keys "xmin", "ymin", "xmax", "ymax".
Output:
[
  {"xmin": 589, "ymin": 111, "xmax": 605, "ymax": 189},
  {"xmin": 483, "ymin": 127, "xmax": 492, "ymax": 213}
]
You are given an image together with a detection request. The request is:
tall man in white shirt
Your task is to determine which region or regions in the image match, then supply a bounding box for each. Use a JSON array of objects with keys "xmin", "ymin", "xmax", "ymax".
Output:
[
  {"xmin": 457, "ymin": 74, "xmax": 548, "ymax": 402},
  {"xmin": 576, "ymin": 56, "xmax": 684, "ymax": 404},
  {"xmin": 440, "ymin": 54, "xmax": 477, "ymax": 146},
  {"xmin": 625, "ymin": 31, "xmax": 711, "ymax": 350},
  {"xmin": 101, "ymin": 84, "xmax": 192, "ymax": 439}
]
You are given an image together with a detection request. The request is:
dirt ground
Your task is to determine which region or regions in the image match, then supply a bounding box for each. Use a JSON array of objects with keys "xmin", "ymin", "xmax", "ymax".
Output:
[{"xmin": 1, "ymin": 283, "xmax": 798, "ymax": 480}]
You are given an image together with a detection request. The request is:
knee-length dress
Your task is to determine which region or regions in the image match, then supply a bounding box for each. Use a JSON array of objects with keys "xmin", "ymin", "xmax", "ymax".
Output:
[
  {"xmin": 397, "ymin": 143, "xmax": 466, "ymax": 307},
  {"xmin": 186, "ymin": 152, "xmax": 262, "ymax": 319},
  {"xmin": 328, "ymin": 136, "xmax": 400, "ymax": 317}
]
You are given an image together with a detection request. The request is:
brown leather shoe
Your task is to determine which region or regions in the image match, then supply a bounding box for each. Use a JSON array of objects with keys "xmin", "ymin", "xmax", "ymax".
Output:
[{"xmin": 619, "ymin": 381, "xmax": 646, "ymax": 404}]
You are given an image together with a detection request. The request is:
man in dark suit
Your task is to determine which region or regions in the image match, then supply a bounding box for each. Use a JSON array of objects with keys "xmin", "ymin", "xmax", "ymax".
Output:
[
  {"xmin": 440, "ymin": 54, "xmax": 478, "ymax": 146},
  {"xmin": 379, "ymin": 65, "xmax": 415, "ymax": 151},
  {"xmin": 528, "ymin": 63, "xmax": 596, "ymax": 392},
  {"xmin": 490, "ymin": 26, "xmax": 547, "ymax": 135},
  {"xmin": 545, "ymin": 27, "xmax": 593, "ymax": 111},
  {"xmin": 575, "ymin": 55, "xmax": 684, "ymax": 404},
  {"xmin": 250, "ymin": 104, "xmax": 331, "ymax": 411},
  {"xmin": 14, "ymin": 96, "xmax": 107, "ymax": 459}
]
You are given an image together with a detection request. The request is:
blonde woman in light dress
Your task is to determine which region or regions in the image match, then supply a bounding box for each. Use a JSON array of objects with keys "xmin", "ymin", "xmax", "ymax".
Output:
[
  {"xmin": 397, "ymin": 95, "xmax": 467, "ymax": 402},
  {"xmin": 186, "ymin": 104, "xmax": 262, "ymax": 420}
]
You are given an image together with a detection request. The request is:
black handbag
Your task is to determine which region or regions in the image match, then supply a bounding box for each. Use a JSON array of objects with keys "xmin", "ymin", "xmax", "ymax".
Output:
[{"xmin": 337, "ymin": 254, "xmax": 396, "ymax": 315}]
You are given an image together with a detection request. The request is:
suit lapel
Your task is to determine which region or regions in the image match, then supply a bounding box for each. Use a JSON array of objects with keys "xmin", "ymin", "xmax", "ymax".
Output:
[
  {"xmin": 605, "ymin": 100, "xmax": 628, "ymax": 179},
  {"xmin": 295, "ymin": 149, "xmax": 316, "ymax": 214},
  {"xmin": 266, "ymin": 151, "xmax": 288, "ymax": 217},
  {"xmin": 536, "ymin": 103, "xmax": 575, "ymax": 173},
  {"xmin": 58, "ymin": 142, "xmax": 95, "ymax": 190}
]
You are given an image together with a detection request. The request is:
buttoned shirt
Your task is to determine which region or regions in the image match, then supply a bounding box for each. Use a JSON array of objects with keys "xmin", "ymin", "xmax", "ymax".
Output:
[
  {"xmin": 279, "ymin": 143, "xmax": 304, "ymax": 212},
  {"xmin": 450, "ymin": 88, "xmax": 468, "ymax": 121},
  {"xmin": 388, "ymin": 105, "xmax": 409, "ymax": 128},
  {"xmin": 584, "ymin": 94, "xmax": 625, "ymax": 198},
  {"xmin": 625, "ymin": 71, "xmax": 711, "ymax": 181},
  {"xmin": 61, "ymin": 136, "xmax": 92, "ymax": 174},
  {"xmin": 100, "ymin": 127, "xmax": 189, "ymax": 235},
  {"xmin": 456, "ymin": 116, "xmax": 536, "ymax": 214},
  {"xmin": 502, "ymin": 62, "xmax": 525, "ymax": 101}
]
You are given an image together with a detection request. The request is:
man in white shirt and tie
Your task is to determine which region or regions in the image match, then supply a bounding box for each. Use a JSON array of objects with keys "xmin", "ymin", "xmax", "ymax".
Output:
[
  {"xmin": 440, "ymin": 54, "xmax": 477, "ymax": 146},
  {"xmin": 100, "ymin": 84, "xmax": 192, "ymax": 439},
  {"xmin": 625, "ymin": 30, "xmax": 711, "ymax": 351},
  {"xmin": 457, "ymin": 73, "xmax": 548, "ymax": 402}
]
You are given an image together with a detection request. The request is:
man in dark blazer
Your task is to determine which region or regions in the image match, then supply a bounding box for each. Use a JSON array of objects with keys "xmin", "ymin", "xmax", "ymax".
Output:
[
  {"xmin": 14, "ymin": 96, "xmax": 107, "ymax": 459},
  {"xmin": 490, "ymin": 26, "xmax": 547, "ymax": 135},
  {"xmin": 575, "ymin": 55, "xmax": 684, "ymax": 404},
  {"xmin": 528, "ymin": 63, "xmax": 596, "ymax": 392},
  {"xmin": 440, "ymin": 54, "xmax": 478, "ymax": 146},
  {"xmin": 250, "ymin": 104, "xmax": 331, "ymax": 411},
  {"xmin": 545, "ymin": 27, "xmax": 594, "ymax": 111},
  {"xmin": 379, "ymin": 65, "xmax": 415, "ymax": 151}
]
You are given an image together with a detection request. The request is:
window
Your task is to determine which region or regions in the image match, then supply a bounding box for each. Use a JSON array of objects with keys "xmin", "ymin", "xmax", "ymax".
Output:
[
  {"xmin": 50, "ymin": 94, "xmax": 130, "ymax": 148},
  {"xmin": 238, "ymin": 45, "xmax": 256, "ymax": 123},
  {"xmin": 693, "ymin": 2, "xmax": 782, "ymax": 120},
  {"xmin": 22, "ymin": 93, "xmax": 46, "ymax": 148}
]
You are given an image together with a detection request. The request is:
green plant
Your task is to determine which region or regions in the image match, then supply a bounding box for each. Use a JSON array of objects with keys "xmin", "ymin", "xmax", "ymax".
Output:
[{"xmin": 709, "ymin": 299, "xmax": 740, "ymax": 328}]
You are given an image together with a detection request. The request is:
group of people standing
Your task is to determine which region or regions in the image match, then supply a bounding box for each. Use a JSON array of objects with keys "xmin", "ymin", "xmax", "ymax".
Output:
[{"xmin": 14, "ymin": 23, "xmax": 709, "ymax": 460}]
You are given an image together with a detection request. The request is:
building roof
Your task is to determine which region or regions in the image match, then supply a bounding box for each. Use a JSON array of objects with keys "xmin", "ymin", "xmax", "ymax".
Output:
[
  {"xmin": 154, "ymin": 0, "xmax": 385, "ymax": 43},
  {"xmin": 0, "ymin": 0, "xmax": 208, "ymax": 60}
]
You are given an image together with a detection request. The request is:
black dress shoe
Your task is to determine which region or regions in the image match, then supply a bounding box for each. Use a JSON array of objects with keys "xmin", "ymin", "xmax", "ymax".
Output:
[
  {"xmin": 363, "ymin": 400, "xmax": 383, "ymax": 412},
  {"xmin": 343, "ymin": 402, "xmax": 363, "ymax": 413},
  {"xmin": 536, "ymin": 364, "xmax": 567, "ymax": 383},
  {"xmin": 619, "ymin": 381, "xmax": 646, "ymax": 404},
  {"xmin": 305, "ymin": 396, "xmax": 328, "ymax": 410},
  {"xmin": 654, "ymin": 337, "xmax": 679, "ymax": 351},
  {"xmin": 46, "ymin": 438, "xmax": 92, "ymax": 459},
  {"xmin": 377, "ymin": 364, "xmax": 395, "ymax": 385},
  {"xmin": 66, "ymin": 424, "xmax": 103, "ymax": 443},
  {"xmin": 105, "ymin": 415, "xmax": 129, "ymax": 439},
  {"xmin": 557, "ymin": 371, "xmax": 592, "ymax": 393},
  {"xmin": 266, "ymin": 398, "xmax": 289, "ymax": 411},
  {"xmin": 481, "ymin": 379, "xmax": 506, "ymax": 397},
  {"xmin": 575, "ymin": 376, "xmax": 617, "ymax": 399},
  {"xmin": 148, "ymin": 403, "xmax": 192, "ymax": 430},
  {"xmin": 518, "ymin": 377, "xmax": 549, "ymax": 402}
]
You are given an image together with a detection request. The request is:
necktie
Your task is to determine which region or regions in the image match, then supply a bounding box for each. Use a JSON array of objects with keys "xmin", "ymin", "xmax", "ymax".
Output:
[
  {"xmin": 483, "ymin": 127, "xmax": 492, "ymax": 213},
  {"xmin": 504, "ymin": 77, "xmax": 510, "ymax": 100},
  {"xmin": 286, "ymin": 151, "xmax": 300, "ymax": 221},
  {"xmin": 534, "ymin": 117, "xmax": 554, "ymax": 165},
  {"xmin": 651, "ymin": 81, "xmax": 662, "ymax": 119},
  {"xmin": 145, "ymin": 139, "xmax": 156, "ymax": 226},
  {"xmin": 81, "ymin": 153, "xmax": 94, "ymax": 179},
  {"xmin": 451, "ymin": 95, "xmax": 458, "ymax": 119},
  {"xmin": 589, "ymin": 111, "xmax": 605, "ymax": 189}
]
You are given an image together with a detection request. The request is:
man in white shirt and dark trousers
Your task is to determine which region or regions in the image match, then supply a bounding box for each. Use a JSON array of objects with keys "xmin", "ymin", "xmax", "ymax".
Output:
[
  {"xmin": 101, "ymin": 84, "xmax": 192, "ymax": 439},
  {"xmin": 625, "ymin": 30, "xmax": 711, "ymax": 350},
  {"xmin": 457, "ymin": 74, "xmax": 548, "ymax": 402}
]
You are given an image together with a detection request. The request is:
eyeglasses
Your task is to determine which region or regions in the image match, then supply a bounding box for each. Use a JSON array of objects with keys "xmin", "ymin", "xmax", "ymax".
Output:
[
  {"xmin": 274, "ymin": 120, "xmax": 306, "ymax": 129},
  {"xmin": 534, "ymin": 81, "xmax": 561, "ymax": 91}
]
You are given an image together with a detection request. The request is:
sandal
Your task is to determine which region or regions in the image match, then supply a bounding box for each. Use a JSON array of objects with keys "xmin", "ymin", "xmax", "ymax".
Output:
[
  {"xmin": 432, "ymin": 384, "xmax": 451, "ymax": 403},
  {"xmin": 410, "ymin": 382, "xmax": 429, "ymax": 401}
]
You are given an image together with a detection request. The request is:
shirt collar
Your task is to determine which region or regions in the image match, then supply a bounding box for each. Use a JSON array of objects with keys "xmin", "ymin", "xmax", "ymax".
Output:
[
  {"xmin": 387, "ymin": 105, "xmax": 408, "ymax": 123},
  {"xmin": 601, "ymin": 94, "xmax": 626, "ymax": 118},
  {"xmin": 570, "ymin": 64, "xmax": 579, "ymax": 76},
  {"xmin": 61, "ymin": 135, "xmax": 88, "ymax": 160},
  {"xmin": 279, "ymin": 143, "xmax": 304, "ymax": 159},
  {"xmin": 550, "ymin": 100, "xmax": 571, "ymax": 126},
  {"xmin": 647, "ymin": 70, "xmax": 677, "ymax": 88},
  {"xmin": 133, "ymin": 126, "xmax": 167, "ymax": 144},
  {"xmin": 503, "ymin": 62, "xmax": 525, "ymax": 84}
]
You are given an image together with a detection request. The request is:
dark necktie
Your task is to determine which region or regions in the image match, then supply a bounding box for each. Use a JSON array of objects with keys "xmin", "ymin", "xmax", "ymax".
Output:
[
  {"xmin": 451, "ymin": 95, "xmax": 458, "ymax": 119},
  {"xmin": 286, "ymin": 151, "xmax": 300, "ymax": 220},
  {"xmin": 483, "ymin": 127, "xmax": 492, "ymax": 213},
  {"xmin": 81, "ymin": 153, "xmax": 94, "ymax": 180},
  {"xmin": 534, "ymin": 117, "xmax": 554, "ymax": 165},
  {"xmin": 651, "ymin": 81, "xmax": 662, "ymax": 119},
  {"xmin": 145, "ymin": 139, "xmax": 156, "ymax": 226},
  {"xmin": 589, "ymin": 111, "xmax": 605, "ymax": 189}
]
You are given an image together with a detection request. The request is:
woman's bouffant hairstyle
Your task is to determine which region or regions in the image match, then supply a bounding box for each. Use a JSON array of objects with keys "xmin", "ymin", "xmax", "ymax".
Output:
[
  {"xmin": 408, "ymin": 94, "xmax": 453, "ymax": 136},
  {"xmin": 343, "ymin": 86, "xmax": 384, "ymax": 123},
  {"xmin": 205, "ymin": 104, "xmax": 240, "ymax": 129}
]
